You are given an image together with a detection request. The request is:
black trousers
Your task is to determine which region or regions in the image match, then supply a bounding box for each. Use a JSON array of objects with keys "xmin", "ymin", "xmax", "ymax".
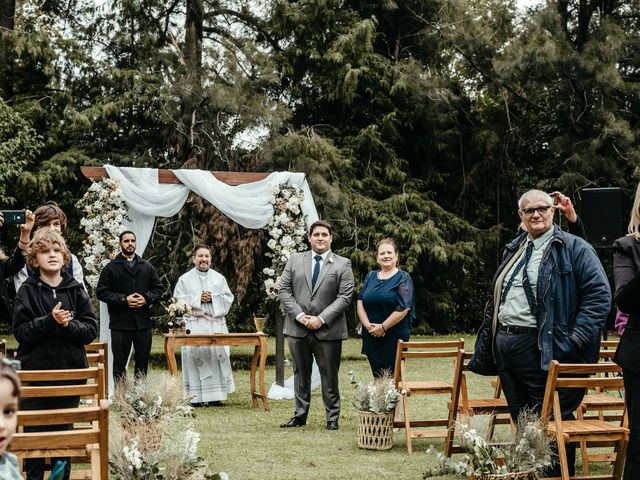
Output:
[
  {"xmin": 22, "ymin": 395, "xmax": 79, "ymax": 480},
  {"xmin": 111, "ymin": 328, "xmax": 152, "ymax": 382},
  {"xmin": 495, "ymin": 329, "xmax": 585, "ymax": 477},
  {"xmin": 623, "ymin": 367, "xmax": 640, "ymax": 479}
]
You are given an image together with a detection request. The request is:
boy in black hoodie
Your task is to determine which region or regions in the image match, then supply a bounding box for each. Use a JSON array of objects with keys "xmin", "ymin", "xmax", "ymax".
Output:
[{"xmin": 13, "ymin": 228, "xmax": 97, "ymax": 480}]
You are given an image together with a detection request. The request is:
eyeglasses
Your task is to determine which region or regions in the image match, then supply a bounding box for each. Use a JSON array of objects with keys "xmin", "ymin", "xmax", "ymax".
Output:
[{"xmin": 521, "ymin": 205, "xmax": 553, "ymax": 216}]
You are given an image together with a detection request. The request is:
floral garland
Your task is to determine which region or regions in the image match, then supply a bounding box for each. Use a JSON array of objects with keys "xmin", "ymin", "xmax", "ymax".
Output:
[
  {"xmin": 262, "ymin": 184, "xmax": 308, "ymax": 300},
  {"xmin": 78, "ymin": 177, "xmax": 129, "ymax": 289}
]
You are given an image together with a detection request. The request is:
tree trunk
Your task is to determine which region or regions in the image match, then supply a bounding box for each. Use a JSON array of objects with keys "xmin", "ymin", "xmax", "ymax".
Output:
[
  {"xmin": 183, "ymin": 0, "xmax": 204, "ymax": 160},
  {"xmin": 0, "ymin": 0, "xmax": 15, "ymax": 31},
  {"xmin": 185, "ymin": 0, "xmax": 203, "ymax": 77}
]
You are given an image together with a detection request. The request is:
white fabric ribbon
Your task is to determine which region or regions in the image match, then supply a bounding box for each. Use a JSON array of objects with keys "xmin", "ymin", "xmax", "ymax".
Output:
[{"xmin": 98, "ymin": 165, "xmax": 319, "ymax": 399}]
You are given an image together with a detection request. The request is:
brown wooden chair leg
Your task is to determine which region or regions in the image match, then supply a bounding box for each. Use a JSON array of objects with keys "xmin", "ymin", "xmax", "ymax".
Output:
[{"xmin": 403, "ymin": 394, "xmax": 412, "ymax": 453}]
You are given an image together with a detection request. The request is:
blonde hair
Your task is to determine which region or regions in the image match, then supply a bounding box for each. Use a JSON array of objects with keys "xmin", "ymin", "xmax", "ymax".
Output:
[
  {"xmin": 24, "ymin": 228, "xmax": 70, "ymax": 269},
  {"xmin": 628, "ymin": 183, "xmax": 640, "ymax": 239}
]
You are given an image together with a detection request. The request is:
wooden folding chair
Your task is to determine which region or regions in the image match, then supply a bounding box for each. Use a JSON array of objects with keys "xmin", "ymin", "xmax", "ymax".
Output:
[
  {"xmin": 393, "ymin": 339, "xmax": 464, "ymax": 454},
  {"xmin": 13, "ymin": 399, "xmax": 109, "ymax": 480},
  {"xmin": 541, "ymin": 361, "xmax": 628, "ymax": 480},
  {"xmin": 576, "ymin": 341, "xmax": 626, "ymax": 475},
  {"xmin": 450, "ymin": 351, "xmax": 513, "ymax": 453}
]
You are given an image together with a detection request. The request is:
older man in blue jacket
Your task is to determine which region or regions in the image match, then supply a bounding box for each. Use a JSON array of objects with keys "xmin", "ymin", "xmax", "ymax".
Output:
[{"xmin": 469, "ymin": 189, "xmax": 611, "ymax": 477}]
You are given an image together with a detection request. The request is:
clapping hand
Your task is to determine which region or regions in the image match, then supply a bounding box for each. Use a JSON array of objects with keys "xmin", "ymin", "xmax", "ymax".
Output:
[{"xmin": 52, "ymin": 302, "xmax": 72, "ymax": 327}]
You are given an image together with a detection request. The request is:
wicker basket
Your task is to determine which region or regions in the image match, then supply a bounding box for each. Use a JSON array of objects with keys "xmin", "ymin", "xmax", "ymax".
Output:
[
  {"xmin": 472, "ymin": 471, "xmax": 538, "ymax": 480},
  {"xmin": 357, "ymin": 410, "xmax": 394, "ymax": 450}
]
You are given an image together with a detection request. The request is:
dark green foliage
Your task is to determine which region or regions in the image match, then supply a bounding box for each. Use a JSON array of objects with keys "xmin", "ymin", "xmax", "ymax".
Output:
[{"xmin": 0, "ymin": 0, "xmax": 637, "ymax": 332}]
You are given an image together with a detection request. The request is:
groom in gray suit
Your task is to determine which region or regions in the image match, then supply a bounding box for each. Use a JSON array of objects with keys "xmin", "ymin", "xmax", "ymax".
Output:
[{"xmin": 278, "ymin": 220, "xmax": 354, "ymax": 430}]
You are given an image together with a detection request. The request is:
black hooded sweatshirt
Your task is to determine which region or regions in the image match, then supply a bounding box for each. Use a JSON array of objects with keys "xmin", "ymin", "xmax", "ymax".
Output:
[{"xmin": 13, "ymin": 272, "xmax": 97, "ymax": 372}]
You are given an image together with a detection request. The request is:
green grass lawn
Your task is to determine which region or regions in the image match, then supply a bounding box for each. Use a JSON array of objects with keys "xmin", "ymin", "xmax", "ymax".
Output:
[{"xmin": 152, "ymin": 334, "xmax": 489, "ymax": 480}]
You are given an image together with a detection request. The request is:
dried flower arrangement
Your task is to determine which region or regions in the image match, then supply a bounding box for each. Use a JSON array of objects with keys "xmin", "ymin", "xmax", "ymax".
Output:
[
  {"xmin": 424, "ymin": 409, "xmax": 554, "ymax": 479},
  {"xmin": 109, "ymin": 373, "xmax": 228, "ymax": 479},
  {"xmin": 349, "ymin": 370, "xmax": 403, "ymax": 414}
]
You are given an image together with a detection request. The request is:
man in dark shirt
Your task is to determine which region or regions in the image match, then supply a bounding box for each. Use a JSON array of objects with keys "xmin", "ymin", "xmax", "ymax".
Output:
[{"xmin": 96, "ymin": 231, "xmax": 163, "ymax": 382}]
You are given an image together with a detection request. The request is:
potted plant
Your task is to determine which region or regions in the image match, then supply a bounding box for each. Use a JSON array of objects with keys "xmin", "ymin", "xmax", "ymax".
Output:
[
  {"xmin": 349, "ymin": 370, "xmax": 403, "ymax": 450},
  {"xmin": 424, "ymin": 410, "xmax": 554, "ymax": 480}
]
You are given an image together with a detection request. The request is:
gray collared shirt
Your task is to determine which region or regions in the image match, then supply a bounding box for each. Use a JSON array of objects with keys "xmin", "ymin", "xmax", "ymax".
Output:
[{"xmin": 498, "ymin": 227, "xmax": 554, "ymax": 327}]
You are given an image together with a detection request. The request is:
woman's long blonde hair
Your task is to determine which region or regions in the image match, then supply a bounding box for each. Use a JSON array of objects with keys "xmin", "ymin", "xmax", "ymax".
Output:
[{"xmin": 629, "ymin": 183, "xmax": 640, "ymax": 238}]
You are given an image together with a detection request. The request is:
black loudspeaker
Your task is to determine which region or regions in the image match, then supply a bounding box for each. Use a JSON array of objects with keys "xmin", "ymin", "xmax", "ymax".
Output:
[{"xmin": 581, "ymin": 187, "xmax": 622, "ymax": 248}]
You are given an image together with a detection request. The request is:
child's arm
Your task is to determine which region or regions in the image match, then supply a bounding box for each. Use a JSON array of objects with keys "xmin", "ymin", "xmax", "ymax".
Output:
[{"xmin": 12, "ymin": 296, "xmax": 58, "ymax": 346}]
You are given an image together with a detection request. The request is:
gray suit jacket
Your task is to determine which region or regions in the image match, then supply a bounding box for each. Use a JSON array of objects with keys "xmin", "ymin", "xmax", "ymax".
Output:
[{"xmin": 278, "ymin": 250, "xmax": 354, "ymax": 341}]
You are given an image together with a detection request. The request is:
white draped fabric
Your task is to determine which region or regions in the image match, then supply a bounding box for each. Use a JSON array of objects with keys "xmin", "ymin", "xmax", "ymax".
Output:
[{"xmin": 98, "ymin": 165, "xmax": 320, "ymax": 399}]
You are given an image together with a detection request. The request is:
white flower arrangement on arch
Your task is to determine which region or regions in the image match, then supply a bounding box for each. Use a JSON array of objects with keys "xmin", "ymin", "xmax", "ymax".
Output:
[
  {"xmin": 263, "ymin": 184, "xmax": 308, "ymax": 300},
  {"xmin": 78, "ymin": 177, "xmax": 129, "ymax": 289}
]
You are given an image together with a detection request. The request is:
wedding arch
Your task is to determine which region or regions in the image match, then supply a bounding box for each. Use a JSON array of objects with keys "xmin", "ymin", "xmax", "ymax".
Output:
[{"xmin": 81, "ymin": 165, "xmax": 320, "ymax": 398}]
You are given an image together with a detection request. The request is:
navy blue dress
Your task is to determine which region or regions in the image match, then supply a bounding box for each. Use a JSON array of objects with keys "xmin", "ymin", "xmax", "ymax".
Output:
[{"xmin": 358, "ymin": 269, "xmax": 415, "ymax": 377}]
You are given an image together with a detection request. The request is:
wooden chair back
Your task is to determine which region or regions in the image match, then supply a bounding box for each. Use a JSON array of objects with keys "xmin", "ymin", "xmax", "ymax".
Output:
[
  {"xmin": 541, "ymin": 361, "xmax": 628, "ymax": 480},
  {"xmin": 85, "ymin": 342, "xmax": 109, "ymax": 399},
  {"xmin": 393, "ymin": 339, "xmax": 465, "ymax": 454},
  {"xmin": 18, "ymin": 365, "xmax": 106, "ymax": 405},
  {"xmin": 13, "ymin": 399, "xmax": 109, "ymax": 480},
  {"xmin": 597, "ymin": 340, "xmax": 619, "ymax": 362}
]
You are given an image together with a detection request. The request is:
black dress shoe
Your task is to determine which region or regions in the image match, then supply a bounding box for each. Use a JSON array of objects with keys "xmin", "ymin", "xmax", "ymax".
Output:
[
  {"xmin": 326, "ymin": 421, "xmax": 339, "ymax": 430},
  {"xmin": 210, "ymin": 401, "xmax": 224, "ymax": 407},
  {"xmin": 280, "ymin": 416, "xmax": 306, "ymax": 428}
]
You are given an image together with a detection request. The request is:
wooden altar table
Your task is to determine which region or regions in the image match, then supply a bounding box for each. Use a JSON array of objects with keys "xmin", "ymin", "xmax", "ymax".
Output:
[{"xmin": 163, "ymin": 332, "xmax": 270, "ymax": 411}]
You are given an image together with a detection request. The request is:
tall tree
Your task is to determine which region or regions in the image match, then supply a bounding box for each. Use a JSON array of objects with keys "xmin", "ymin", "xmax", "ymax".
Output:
[{"xmin": 264, "ymin": 0, "xmax": 496, "ymax": 331}]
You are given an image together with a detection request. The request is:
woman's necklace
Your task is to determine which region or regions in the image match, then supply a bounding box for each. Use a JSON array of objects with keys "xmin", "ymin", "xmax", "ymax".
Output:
[{"xmin": 378, "ymin": 267, "xmax": 398, "ymax": 280}]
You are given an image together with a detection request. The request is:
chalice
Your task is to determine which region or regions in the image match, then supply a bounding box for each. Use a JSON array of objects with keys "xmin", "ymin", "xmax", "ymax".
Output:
[{"xmin": 253, "ymin": 315, "xmax": 266, "ymax": 333}]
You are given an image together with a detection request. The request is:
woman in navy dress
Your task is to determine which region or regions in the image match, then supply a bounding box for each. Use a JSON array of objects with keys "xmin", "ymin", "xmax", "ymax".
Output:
[{"xmin": 357, "ymin": 239, "xmax": 415, "ymax": 377}]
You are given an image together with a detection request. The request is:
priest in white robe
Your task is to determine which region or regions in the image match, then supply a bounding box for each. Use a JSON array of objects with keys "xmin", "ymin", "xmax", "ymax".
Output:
[{"xmin": 173, "ymin": 244, "xmax": 235, "ymax": 405}]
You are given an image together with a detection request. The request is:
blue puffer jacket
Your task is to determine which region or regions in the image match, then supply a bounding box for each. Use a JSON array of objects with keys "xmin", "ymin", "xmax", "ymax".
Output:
[{"xmin": 469, "ymin": 225, "xmax": 611, "ymax": 374}]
